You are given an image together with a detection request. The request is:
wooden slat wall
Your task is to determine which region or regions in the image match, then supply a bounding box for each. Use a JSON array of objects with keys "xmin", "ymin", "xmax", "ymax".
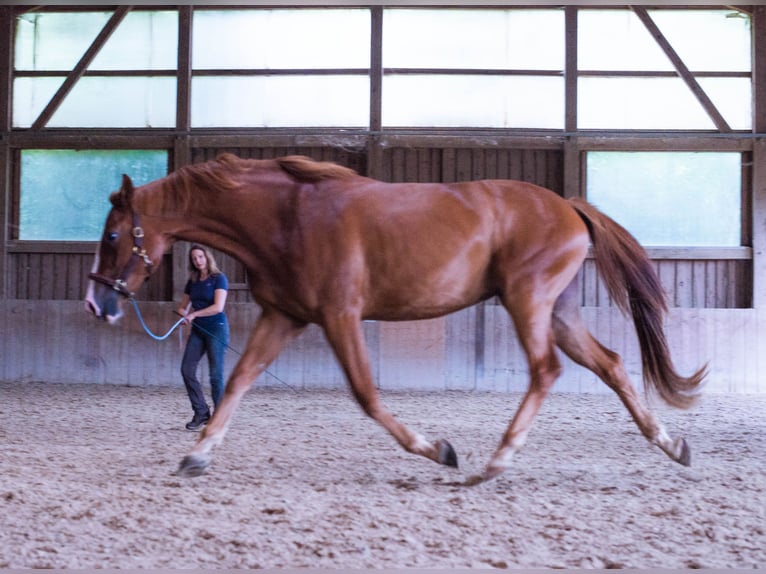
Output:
[
  {"xmin": 6, "ymin": 144, "xmax": 751, "ymax": 310},
  {"xmin": 190, "ymin": 146, "xmax": 367, "ymax": 172},
  {"xmin": 578, "ymin": 259, "xmax": 751, "ymax": 309},
  {"xmin": 2, "ymin": 300, "xmax": 762, "ymax": 394},
  {"xmin": 7, "ymin": 252, "xmax": 172, "ymax": 301},
  {"xmin": 381, "ymin": 147, "xmax": 564, "ymax": 192}
]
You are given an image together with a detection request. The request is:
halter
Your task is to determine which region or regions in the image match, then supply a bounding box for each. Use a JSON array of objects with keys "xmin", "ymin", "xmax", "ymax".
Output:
[{"xmin": 88, "ymin": 210, "xmax": 154, "ymax": 299}]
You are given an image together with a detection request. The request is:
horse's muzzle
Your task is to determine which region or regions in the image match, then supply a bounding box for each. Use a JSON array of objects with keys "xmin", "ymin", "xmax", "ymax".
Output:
[{"xmin": 85, "ymin": 279, "xmax": 125, "ymax": 324}]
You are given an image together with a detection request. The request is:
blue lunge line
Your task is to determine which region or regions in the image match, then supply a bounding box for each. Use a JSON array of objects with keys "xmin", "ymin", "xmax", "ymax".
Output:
[
  {"xmin": 130, "ymin": 297, "xmax": 185, "ymax": 341},
  {"xmin": 129, "ymin": 297, "xmax": 296, "ymax": 391}
]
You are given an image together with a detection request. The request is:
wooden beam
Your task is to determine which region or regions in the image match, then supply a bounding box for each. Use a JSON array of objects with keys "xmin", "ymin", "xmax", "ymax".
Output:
[
  {"xmin": 564, "ymin": 6, "xmax": 577, "ymax": 134},
  {"xmin": 632, "ymin": 6, "xmax": 731, "ymax": 133},
  {"xmin": 752, "ymin": 138, "xmax": 766, "ymax": 308},
  {"xmin": 0, "ymin": 6, "xmax": 10, "ymax": 134},
  {"xmin": 31, "ymin": 6, "xmax": 130, "ymax": 130},
  {"xmin": 754, "ymin": 6, "xmax": 766, "ymax": 134},
  {"xmin": 176, "ymin": 5, "xmax": 192, "ymax": 135},
  {"xmin": 563, "ymin": 7, "xmax": 580, "ymax": 200},
  {"xmin": 367, "ymin": 6, "xmax": 383, "ymax": 180},
  {"xmin": 752, "ymin": 7, "xmax": 766, "ymax": 308},
  {"xmin": 0, "ymin": 6, "xmax": 12, "ymax": 299}
]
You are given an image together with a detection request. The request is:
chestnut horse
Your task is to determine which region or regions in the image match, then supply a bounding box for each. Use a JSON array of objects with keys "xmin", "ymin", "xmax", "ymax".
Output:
[{"xmin": 85, "ymin": 153, "xmax": 705, "ymax": 483}]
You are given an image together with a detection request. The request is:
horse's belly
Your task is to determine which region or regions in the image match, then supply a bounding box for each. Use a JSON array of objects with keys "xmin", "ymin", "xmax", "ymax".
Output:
[{"xmin": 363, "ymin": 258, "xmax": 491, "ymax": 320}]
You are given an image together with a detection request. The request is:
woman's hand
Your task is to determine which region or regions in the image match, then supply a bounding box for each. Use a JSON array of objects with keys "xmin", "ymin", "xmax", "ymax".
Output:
[{"xmin": 177, "ymin": 308, "xmax": 193, "ymax": 325}]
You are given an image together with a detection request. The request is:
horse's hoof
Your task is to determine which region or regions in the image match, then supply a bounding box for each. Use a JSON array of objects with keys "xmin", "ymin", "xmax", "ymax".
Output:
[
  {"xmin": 464, "ymin": 464, "xmax": 505, "ymax": 486},
  {"xmin": 676, "ymin": 438, "xmax": 691, "ymax": 467},
  {"xmin": 464, "ymin": 474, "xmax": 486, "ymax": 487},
  {"xmin": 176, "ymin": 454, "xmax": 209, "ymax": 478},
  {"xmin": 436, "ymin": 439, "xmax": 458, "ymax": 468}
]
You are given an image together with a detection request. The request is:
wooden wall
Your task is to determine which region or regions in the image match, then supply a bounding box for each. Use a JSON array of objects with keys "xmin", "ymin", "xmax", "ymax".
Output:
[
  {"xmin": 1, "ymin": 5, "xmax": 765, "ymax": 395},
  {"xmin": 2, "ymin": 300, "xmax": 761, "ymax": 395},
  {"xmin": 7, "ymin": 250, "xmax": 172, "ymax": 301},
  {"xmin": 3, "ymin": 142, "xmax": 756, "ymax": 396},
  {"xmin": 181, "ymin": 144, "xmax": 752, "ymax": 310}
]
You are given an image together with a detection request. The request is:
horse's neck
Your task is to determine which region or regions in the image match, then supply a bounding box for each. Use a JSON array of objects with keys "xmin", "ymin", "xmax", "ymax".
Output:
[{"xmin": 157, "ymin": 179, "xmax": 283, "ymax": 269}]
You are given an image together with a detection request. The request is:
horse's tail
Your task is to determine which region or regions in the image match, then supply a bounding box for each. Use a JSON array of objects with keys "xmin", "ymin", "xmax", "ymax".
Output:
[{"xmin": 569, "ymin": 197, "xmax": 706, "ymax": 409}]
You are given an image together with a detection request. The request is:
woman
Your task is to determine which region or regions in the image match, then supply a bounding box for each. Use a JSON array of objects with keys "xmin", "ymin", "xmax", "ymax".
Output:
[{"xmin": 177, "ymin": 244, "xmax": 230, "ymax": 431}]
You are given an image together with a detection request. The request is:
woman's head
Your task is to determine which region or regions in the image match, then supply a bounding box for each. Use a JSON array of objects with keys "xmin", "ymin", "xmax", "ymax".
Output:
[{"xmin": 187, "ymin": 244, "xmax": 222, "ymax": 279}]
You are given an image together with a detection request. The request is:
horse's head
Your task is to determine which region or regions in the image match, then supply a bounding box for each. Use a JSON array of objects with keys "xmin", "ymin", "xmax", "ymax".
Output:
[{"xmin": 84, "ymin": 174, "xmax": 167, "ymax": 323}]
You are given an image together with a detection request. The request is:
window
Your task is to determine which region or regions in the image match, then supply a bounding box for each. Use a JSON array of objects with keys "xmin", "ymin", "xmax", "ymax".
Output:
[
  {"xmin": 382, "ymin": 9, "xmax": 564, "ymax": 128},
  {"xmin": 586, "ymin": 152, "xmax": 742, "ymax": 247},
  {"xmin": 13, "ymin": 11, "xmax": 177, "ymax": 128},
  {"xmin": 191, "ymin": 9, "xmax": 370, "ymax": 127},
  {"xmin": 578, "ymin": 9, "xmax": 752, "ymax": 130},
  {"xmin": 19, "ymin": 150, "xmax": 168, "ymax": 241}
]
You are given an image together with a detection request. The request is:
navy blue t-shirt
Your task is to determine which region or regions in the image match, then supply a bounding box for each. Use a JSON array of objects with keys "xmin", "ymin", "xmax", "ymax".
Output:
[{"xmin": 184, "ymin": 272, "xmax": 229, "ymax": 329}]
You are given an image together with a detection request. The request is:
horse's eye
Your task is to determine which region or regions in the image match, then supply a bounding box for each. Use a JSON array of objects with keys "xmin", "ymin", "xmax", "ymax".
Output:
[{"xmin": 106, "ymin": 231, "xmax": 118, "ymax": 242}]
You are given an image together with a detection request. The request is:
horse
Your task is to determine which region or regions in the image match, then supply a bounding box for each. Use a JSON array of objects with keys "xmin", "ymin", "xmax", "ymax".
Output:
[{"xmin": 85, "ymin": 153, "xmax": 706, "ymax": 483}]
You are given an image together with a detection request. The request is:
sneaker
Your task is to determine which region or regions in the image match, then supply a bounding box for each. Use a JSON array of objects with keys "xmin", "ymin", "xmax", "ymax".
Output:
[{"xmin": 185, "ymin": 415, "xmax": 210, "ymax": 432}]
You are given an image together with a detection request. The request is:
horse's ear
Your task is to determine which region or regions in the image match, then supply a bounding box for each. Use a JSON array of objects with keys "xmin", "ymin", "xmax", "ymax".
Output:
[{"xmin": 110, "ymin": 174, "xmax": 135, "ymax": 209}]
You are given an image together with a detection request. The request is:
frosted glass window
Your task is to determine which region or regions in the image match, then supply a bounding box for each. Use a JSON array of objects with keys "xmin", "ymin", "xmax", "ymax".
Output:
[
  {"xmin": 193, "ymin": 9, "xmax": 370, "ymax": 69},
  {"xmin": 650, "ymin": 10, "xmax": 751, "ymax": 72},
  {"xmin": 578, "ymin": 10, "xmax": 674, "ymax": 71},
  {"xmin": 15, "ymin": 11, "xmax": 112, "ymax": 71},
  {"xmin": 90, "ymin": 11, "xmax": 178, "ymax": 70},
  {"xmin": 383, "ymin": 9, "xmax": 564, "ymax": 70},
  {"xmin": 192, "ymin": 76, "xmax": 369, "ymax": 127},
  {"xmin": 587, "ymin": 152, "xmax": 741, "ymax": 247},
  {"xmin": 47, "ymin": 77, "xmax": 176, "ymax": 128},
  {"xmin": 697, "ymin": 78, "xmax": 752, "ymax": 131},
  {"xmin": 13, "ymin": 77, "xmax": 65, "ymax": 128},
  {"xmin": 383, "ymin": 75, "xmax": 564, "ymax": 128},
  {"xmin": 20, "ymin": 150, "xmax": 168, "ymax": 241},
  {"xmin": 579, "ymin": 9, "xmax": 751, "ymax": 73},
  {"xmin": 579, "ymin": 78, "xmax": 716, "ymax": 130}
]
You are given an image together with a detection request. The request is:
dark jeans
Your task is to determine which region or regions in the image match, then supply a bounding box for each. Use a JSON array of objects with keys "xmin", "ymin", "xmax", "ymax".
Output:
[{"xmin": 181, "ymin": 317, "xmax": 229, "ymax": 418}]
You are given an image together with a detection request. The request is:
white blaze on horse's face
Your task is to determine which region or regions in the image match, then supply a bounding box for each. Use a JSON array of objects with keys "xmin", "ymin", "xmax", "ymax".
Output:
[
  {"xmin": 84, "ymin": 246, "xmax": 125, "ymax": 324},
  {"xmin": 84, "ymin": 250, "xmax": 100, "ymax": 315}
]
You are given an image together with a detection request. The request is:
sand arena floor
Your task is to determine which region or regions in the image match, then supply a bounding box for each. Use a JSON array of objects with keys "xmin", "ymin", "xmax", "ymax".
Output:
[{"xmin": 0, "ymin": 381, "xmax": 764, "ymax": 569}]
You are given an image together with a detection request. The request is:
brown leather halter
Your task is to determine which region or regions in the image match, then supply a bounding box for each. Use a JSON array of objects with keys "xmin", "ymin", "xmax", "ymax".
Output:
[{"xmin": 88, "ymin": 211, "xmax": 154, "ymax": 299}]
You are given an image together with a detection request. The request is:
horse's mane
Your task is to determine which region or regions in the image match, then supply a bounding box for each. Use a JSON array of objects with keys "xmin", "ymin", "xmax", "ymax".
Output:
[
  {"xmin": 277, "ymin": 155, "xmax": 358, "ymax": 182},
  {"xmin": 157, "ymin": 153, "xmax": 247, "ymax": 215},
  {"xmin": 152, "ymin": 153, "xmax": 357, "ymax": 216}
]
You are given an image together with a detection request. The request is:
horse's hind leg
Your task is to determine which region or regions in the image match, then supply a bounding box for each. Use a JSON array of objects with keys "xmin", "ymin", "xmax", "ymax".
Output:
[
  {"xmin": 177, "ymin": 308, "xmax": 306, "ymax": 477},
  {"xmin": 551, "ymin": 280, "xmax": 691, "ymax": 465},
  {"xmin": 322, "ymin": 311, "xmax": 458, "ymax": 469},
  {"xmin": 469, "ymin": 292, "xmax": 564, "ymax": 485}
]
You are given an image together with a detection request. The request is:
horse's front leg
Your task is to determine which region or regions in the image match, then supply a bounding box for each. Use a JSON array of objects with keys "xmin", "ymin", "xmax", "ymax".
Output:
[
  {"xmin": 323, "ymin": 312, "xmax": 458, "ymax": 469},
  {"xmin": 176, "ymin": 309, "xmax": 306, "ymax": 477}
]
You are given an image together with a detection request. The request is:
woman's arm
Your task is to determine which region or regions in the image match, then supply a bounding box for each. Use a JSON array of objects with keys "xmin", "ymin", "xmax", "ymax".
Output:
[
  {"xmin": 185, "ymin": 288, "xmax": 228, "ymax": 322},
  {"xmin": 177, "ymin": 293, "xmax": 191, "ymax": 317}
]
